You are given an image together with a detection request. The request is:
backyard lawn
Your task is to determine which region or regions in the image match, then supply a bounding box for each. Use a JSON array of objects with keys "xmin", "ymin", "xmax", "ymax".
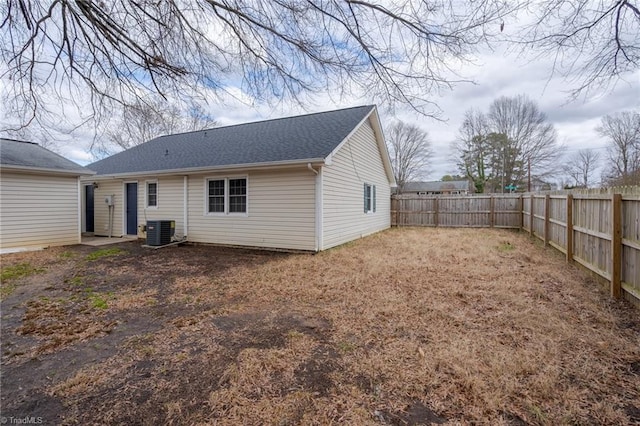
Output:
[{"xmin": 1, "ymin": 228, "xmax": 639, "ymax": 425}]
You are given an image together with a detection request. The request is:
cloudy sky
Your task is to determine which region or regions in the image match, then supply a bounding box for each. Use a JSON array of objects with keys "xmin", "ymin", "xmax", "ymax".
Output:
[
  {"xmin": 3, "ymin": 2, "xmax": 639, "ymax": 185},
  {"xmin": 54, "ymin": 46, "xmax": 637, "ymax": 186}
]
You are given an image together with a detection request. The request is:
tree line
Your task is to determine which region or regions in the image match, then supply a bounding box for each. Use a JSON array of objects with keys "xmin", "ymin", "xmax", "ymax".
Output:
[{"xmin": 387, "ymin": 98, "xmax": 639, "ymax": 192}]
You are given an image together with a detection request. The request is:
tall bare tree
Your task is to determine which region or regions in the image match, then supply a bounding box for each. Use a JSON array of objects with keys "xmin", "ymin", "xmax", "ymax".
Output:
[
  {"xmin": 386, "ymin": 121, "xmax": 432, "ymax": 192},
  {"xmin": 93, "ymin": 99, "xmax": 217, "ymax": 157},
  {"xmin": 452, "ymin": 109, "xmax": 492, "ymax": 193},
  {"xmin": 2, "ymin": 0, "xmax": 637, "ymax": 137},
  {"xmin": 453, "ymin": 96, "xmax": 561, "ymax": 192},
  {"xmin": 598, "ymin": 110, "xmax": 640, "ymax": 185},
  {"xmin": 564, "ymin": 149, "xmax": 601, "ymax": 188},
  {"xmin": 487, "ymin": 95, "xmax": 560, "ymax": 185}
]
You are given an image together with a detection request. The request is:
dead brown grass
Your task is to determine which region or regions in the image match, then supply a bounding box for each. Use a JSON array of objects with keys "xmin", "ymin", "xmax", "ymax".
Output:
[
  {"xmin": 194, "ymin": 228, "xmax": 639, "ymax": 424},
  {"xmin": 16, "ymin": 297, "xmax": 118, "ymax": 355},
  {"xmin": 2, "ymin": 228, "xmax": 639, "ymax": 425}
]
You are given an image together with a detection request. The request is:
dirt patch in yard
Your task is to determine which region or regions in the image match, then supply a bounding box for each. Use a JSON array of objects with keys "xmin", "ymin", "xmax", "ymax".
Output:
[{"xmin": 1, "ymin": 228, "xmax": 639, "ymax": 425}]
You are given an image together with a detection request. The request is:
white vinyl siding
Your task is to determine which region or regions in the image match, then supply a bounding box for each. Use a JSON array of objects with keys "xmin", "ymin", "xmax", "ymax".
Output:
[
  {"xmin": 188, "ymin": 169, "xmax": 316, "ymax": 251},
  {"xmin": 92, "ymin": 180, "xmax": 125, "ymax": 237},
  {"xmin": 0, "ymin": 171, "xmax": 81, "ymax": 250},
  {"xmin": 322, "ymin": 118, "xmax": 391, "ymax": 249},
  {"xmin": 139, "ymin": 176, "xmax": 185, "ymax": 238},
  {"xmin": 88, "ymin": 176, "xmax": 187, "ymax": 238}
]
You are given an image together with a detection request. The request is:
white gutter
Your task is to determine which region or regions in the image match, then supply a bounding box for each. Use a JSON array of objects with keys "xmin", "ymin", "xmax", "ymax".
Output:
[
  {"xmin": 1, "ymin": 164, "xmax": 96, "ymax": 176},
  {"xmin": 87, "ymin": 158, "xmax": 326, "ymax": 180}
]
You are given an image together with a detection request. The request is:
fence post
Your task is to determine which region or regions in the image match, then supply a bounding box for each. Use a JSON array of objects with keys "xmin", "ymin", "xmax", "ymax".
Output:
[
  {"xmin": 611, "ymin": 193, "xmax": 622, "ymax": 298},
  {"xmin": 519, "ymin": 195, "xmax": 524, "ymax": 230},
  {"xmin": 433, "ymin": 197, "xmax": 439, "ymax": 227},
  {"xmin": 489, "ymin": 195, "xmax": 494, "ymax": 228},
  {"xmin": 391, "ymin": 197, "xmax": 396, "ymax": 226},
  {"xmin": 529, "ymin": 194, "xmax": 534, "ymax": 236},
  {"xmin": 544, "ymin": 194, "xmax": 550, "ymax": 246},
  {"xmin": 566, "ymin": 194, "xmax": 573, "ymax": 263}
]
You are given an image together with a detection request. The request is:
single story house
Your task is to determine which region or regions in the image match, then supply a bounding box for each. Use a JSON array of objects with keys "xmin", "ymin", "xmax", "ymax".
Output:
[
  {"xmin": 396, "ymin": 180, "xmax": 472, "ymax": 195},
  {"xmin": 0, "ymin": 138, "xmax": 95, "ymax": 253},
  {"xmin": 84, "ymin": 105, "xmax": 395, "ymax": 251}
]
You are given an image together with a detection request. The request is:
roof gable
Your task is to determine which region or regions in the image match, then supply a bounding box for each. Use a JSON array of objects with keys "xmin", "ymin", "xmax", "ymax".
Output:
[
  {"xmin": 325, "ymin": 107, "xmax": 395, "ymax": 185},
  {"xmin": 0, "ymin": 138, "xmax": 93, "ymax": 175},
  {"xmin": 89, "ymin": 105, "xmax": 376, "ymax": 176}
]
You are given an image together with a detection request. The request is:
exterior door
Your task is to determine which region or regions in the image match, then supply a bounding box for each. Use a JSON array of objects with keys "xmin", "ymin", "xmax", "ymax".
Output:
[
  {"xmin": 85, "ymin": 185, "xmax": 94, "ymax": 233},
  {"xmin": 126, "ymin": 183, "xmax": 138, "ymax": 235}
]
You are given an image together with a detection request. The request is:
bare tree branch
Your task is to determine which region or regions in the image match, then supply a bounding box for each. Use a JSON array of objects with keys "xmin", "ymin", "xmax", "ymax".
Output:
[
  {"xmin": 0, "ymin": 0, "xmax": 514, "ymax": 133},
  {"xmin": 598, "ymin": 110, "xmax": 640, "ymax": 185},
  {"xmin": 92, "ymin": 98, "xmax": 218, "ymax": 157},
  {"xmin": 515, "ymin": 0, "xmax": 640, "ymax": 99},
  {"xmin": 563, "ymin": 149, "xmax": 601, "ymax": 187},
  {"xmin": 386, "ymin": 120, "xmax": 433, "ymax": 191}
]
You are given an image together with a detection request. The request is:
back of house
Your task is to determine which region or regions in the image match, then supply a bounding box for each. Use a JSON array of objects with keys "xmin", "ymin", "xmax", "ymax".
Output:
[{"xmin": 84, "ymin": 105, "xmax": 395, "ymax": 251}]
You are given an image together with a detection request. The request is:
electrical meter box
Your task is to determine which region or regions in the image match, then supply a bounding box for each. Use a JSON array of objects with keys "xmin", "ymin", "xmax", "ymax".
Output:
[{"xmin": 104, "ymin": 195, "xmax": 114, "ymax": 206}]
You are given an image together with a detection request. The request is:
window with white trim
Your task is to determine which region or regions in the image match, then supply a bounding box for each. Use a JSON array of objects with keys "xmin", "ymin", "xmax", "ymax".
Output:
[
  {"xmin": 208, "ymin": 179, "xmax": 225, "ymax": 213},
  {"xmin": 206, "ymin": 177, "xmax": 247, "ymax": 214},
  {"xmin": 228, "ymin": 178, "xmax": 247, "ymax": 213},
  {"xmin": 146, "ymin": 181, "xmax": 158, "ymax": 207},
  {"xmin": 364, "ymin": 183, "xmax": 376, "ymax": 213}
]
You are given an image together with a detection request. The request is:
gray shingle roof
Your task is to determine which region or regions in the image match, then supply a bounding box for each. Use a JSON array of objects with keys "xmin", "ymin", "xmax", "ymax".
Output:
[
  {"xmin": 0, "ymin": 138, "xmax": 93, "ymax": 175},
  {"xmin": 89, "ymin": 105, "xmax": 376, "ymax": 175}
]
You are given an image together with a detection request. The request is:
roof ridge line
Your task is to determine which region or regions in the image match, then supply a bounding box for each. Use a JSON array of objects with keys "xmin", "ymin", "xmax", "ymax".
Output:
[{"xmin": 154, "ymin": 105, "xmax": 375, "ymax": 139}]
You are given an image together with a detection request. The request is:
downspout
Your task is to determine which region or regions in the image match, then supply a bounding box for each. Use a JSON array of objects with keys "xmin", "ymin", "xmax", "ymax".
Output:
[
  {"xmin": 307, "ymin": 163, "xmax": 318, "ymax": 175},
  {"xmin": 308, "ymin": 163, "xmax": 322, "ymax": 252},
  {"xmin": 183, "ymin": 176, "xmax": 188, "ymax": 240},
  {"xmin": 77, "ymin": 178, "xmax": 82, "ymax": 243}
]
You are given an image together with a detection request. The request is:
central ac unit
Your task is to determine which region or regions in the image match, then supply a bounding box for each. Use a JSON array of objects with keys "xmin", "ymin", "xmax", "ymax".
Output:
[{"xmin": 146, "ymin": 220, "xmax": 175, "ymax": 246}]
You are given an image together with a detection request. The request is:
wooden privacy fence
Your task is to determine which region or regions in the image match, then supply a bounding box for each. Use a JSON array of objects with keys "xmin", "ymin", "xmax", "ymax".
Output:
[
  {"xmin": 392, "ymin": 193, "xmax": 640, "ymax": 304},
  {"xmin": 391, "ymin": 195, "xmax": 523, "ymax": 228}
]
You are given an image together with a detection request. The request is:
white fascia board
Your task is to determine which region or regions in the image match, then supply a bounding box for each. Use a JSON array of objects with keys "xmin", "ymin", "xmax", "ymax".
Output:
[{"xmin": 367, "ymin": 107, "xmax": 396, "ymax": 185}]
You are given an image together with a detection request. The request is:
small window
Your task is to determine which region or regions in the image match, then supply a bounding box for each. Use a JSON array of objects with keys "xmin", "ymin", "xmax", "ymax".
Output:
[
  {"xmin": 147, "ymin": 182, "xmax": 158, "ymax": 207},
  {"xmin": 364, "ymin": 183, "xmax": 376, "ymax": 213},
  {"xmin": 206, "ymin": 177, "xmax": 248, "ymax": 215},
  {"xmin": 208, "ymin": 179, "xmax": 225, "ymax": 213}
]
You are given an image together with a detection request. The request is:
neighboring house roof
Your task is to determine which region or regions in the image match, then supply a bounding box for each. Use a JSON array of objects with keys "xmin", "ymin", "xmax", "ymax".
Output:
[
  {"xmin": 88, "ymin": 105, "xmax": 394, "ymax": 183},
  {"xmin": 401, "ymin": 180, "xmax": 470, "ymax": 192},
  {"xmin": 0, "ymin": 138, "xmax": 94, "ymax": 176}
]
